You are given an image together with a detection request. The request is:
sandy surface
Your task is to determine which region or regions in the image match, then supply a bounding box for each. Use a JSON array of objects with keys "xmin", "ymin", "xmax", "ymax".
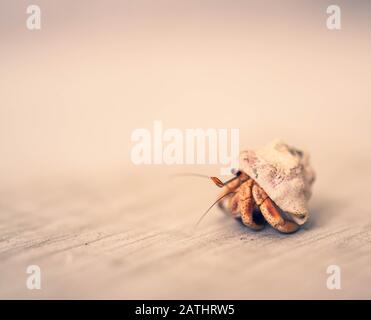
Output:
[{"xmin": 1, "ymin": 159, "xmax": 371, "ymax": 299}]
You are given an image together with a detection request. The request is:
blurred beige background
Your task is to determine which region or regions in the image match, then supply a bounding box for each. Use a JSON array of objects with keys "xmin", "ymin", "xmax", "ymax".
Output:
[
  {"xmin": 0, "ymin": 0, "xmax": 371, "ymax": 299},
  {"xmin": 1, "ymin": 0, "xmax": 371, "ymax": 182}
]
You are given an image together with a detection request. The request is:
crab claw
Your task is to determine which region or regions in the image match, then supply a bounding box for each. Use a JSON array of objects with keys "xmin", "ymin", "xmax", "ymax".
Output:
[{"xmin": 210, "ymin": 177, "xmax": 225, "ymax": 188}]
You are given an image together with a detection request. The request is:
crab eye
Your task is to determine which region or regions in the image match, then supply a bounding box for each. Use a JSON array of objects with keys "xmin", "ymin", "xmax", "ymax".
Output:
[{"xmin": 231, "ymin": 168, "xmax": 241, "ymax": 176}]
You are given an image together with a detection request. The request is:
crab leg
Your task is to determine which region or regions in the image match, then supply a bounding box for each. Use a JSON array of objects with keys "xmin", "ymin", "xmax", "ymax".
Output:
[
  {"xmin": 228, "ymin": 192, "xmax": 241, "ymax": 218},
  {"xmin": 238, "ymin": 180, "xmax": 265, "ymax": 230},
  {"xmin": 252, "ymin": 182, "xmax": 299, "ymax": 234},
  {"xmin": 218, "ymin": 191, "xmax": 238, "ymax": 217},
  {"xmin": 216, "ymin": 174, "xmax": 242, "ymax": 216}
]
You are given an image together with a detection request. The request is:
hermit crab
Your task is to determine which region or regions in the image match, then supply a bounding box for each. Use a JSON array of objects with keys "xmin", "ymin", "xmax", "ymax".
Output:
[{"xmin": 206, "ymin": 140, "xmax": 315, "ymax": 234}]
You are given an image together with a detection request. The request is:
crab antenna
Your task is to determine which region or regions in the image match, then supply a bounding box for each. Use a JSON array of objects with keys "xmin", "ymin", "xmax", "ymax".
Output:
[
  {"xmin": 195, "ymin": 191, "xmax": 234, "ymax": 227},
  {"xmin": 170, "ymin": 172, "xmax": 211, "ymax": 178},
  {"xmin": 210, "ymin": 174, "xmax": 240, "ymax": 188},
  {"xmin": 170, "ymin": 173, "xmax": 238, "ymax": 188}
]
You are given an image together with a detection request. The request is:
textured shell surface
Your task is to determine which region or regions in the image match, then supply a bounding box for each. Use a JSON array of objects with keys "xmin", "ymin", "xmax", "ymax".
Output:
[{"xmin": 239, "ymin": 140, "xmax": 315, "ymax": 225}]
